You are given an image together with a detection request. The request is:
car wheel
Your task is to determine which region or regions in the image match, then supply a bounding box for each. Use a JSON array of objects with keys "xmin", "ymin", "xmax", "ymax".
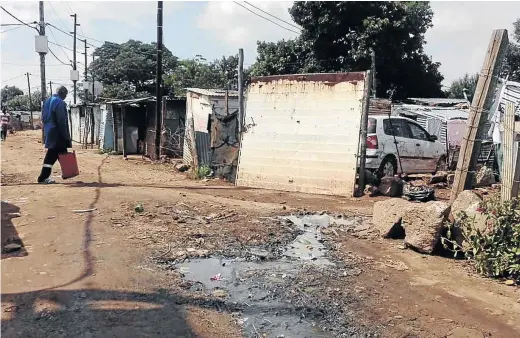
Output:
[
  {"xmin": 379, "ymin": 157, "xmax": 397, "ymax": 178},
  {"xmin": 436, "ymin": 156, "xmax": 447, "ymax": 172}
]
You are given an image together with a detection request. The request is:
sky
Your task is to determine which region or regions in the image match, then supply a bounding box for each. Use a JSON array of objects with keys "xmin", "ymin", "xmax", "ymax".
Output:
[{"xmin": 1, "ymin": 1, "xmax": 519, "ymax": 104}]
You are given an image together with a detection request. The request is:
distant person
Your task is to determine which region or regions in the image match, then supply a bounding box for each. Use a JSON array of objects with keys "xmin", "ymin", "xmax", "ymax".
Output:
[
  {"xmin": 37, "ymin": 86, "xmax": 72, "ymax": 184},
  {"xmin": 1, "ymin": 108, "xmax": 10, "ymax": 141}
]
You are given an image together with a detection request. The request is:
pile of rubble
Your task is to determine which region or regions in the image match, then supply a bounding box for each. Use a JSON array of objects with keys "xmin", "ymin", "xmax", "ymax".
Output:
[{"xmin": 372, "ymin": 190, "xmax": 491, "ymax": 254}]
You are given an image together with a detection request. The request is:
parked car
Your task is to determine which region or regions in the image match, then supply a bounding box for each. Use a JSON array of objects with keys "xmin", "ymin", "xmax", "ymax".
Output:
[{"xmin": 365, "ymin": 116, "xmax": 447, "ymax": 177}]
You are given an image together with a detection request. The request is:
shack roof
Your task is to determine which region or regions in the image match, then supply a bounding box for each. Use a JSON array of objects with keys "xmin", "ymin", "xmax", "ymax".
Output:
[
  {"xmin": 405, "ymin": 98, "xmax": 469, "ymax": 106},
  {"xmin": 250, "ymin": 72, "xmax": 366, "ymax": 85},
  {"xmin": 186, "ymin": 88, "xmax": 239, "ymax": 97},
  {"xmin": 393, "ymin": 104, "xmax": 469, "ymax": 121},
  {"xmin": 104, "ymin": 97, "xmax": 155, "ymax": 105}
]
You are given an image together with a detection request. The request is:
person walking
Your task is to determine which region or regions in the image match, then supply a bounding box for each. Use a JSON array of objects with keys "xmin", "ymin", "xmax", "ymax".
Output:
[
  {"xmin": 37, "ymin": 86, "xmax": 72, "ymax": 184},
  {"xmin": 1, "ymin": 108, "xmax": 10, "ymax": 141}
]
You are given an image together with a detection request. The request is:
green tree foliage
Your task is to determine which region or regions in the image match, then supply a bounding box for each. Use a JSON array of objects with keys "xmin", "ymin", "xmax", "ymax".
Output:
[
  {"xmin": 252, "ymin": 1, "xmax": 444, "ymax": 100},
  {"xmin": 1, "ymin": 85, "xmax": 24, "ymax": 107},
  {"xmin": 166, "ymin": 55, "xmax": 245, "ymax": 96},
  {"xmin": 447, "ymin": 73, "xmax": 478, "ymax": 100},
  {"xmin": 5, "ymin": 91, "xmax": 42, "ymax": 111},
  {"xmin": 89, "ymin": 40, "xmax": 178, "ymax": 100},
  {"xmin": 501, "ymin": 18, "xmax": 520, "ymax": 82}
]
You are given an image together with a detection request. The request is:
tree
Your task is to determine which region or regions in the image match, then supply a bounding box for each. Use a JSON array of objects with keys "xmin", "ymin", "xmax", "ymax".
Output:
[
  {"xmin": 447, "ymin": 73, "xmax": 478, "ymax": 100},
  {"xmin": 89, "ymin": 40, "xmax": 178, "ymax": 99},
  {"xmin": 252, "ymin": 1, "xmax": 444, "ymax": 100},
  {"xmin": 1, "ymin": 85, "xmax": 24, "ymax": 107},
  {"xmin": 501, "ymin": 18, "xmax": 520, "ymax": 82},
  {"xmin": 5, "ymin": 91, "xmax": 42, "ymax": 111}
]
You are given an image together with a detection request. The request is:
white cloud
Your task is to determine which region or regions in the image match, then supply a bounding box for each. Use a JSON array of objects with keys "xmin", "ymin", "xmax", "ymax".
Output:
[{"xmin": 196, "ymin": 1, "xmax": 298, "ymax": 64}]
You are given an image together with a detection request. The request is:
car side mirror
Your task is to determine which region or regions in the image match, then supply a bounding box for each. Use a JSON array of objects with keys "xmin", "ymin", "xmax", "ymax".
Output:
[{"xmin": 429, "ymin": 135, "xmax": 438, "ymax": 142}]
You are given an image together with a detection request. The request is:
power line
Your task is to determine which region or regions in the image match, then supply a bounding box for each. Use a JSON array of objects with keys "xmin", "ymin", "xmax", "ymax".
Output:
[
  {"xmin": 48, "ymin": 39, "xmax": 74, "ymax": 53},
  {"xmin": 47, "ymin": 26, "xmax": 72, "ymax": 61},
  {"xmin": 48, "ymin": 2, "xmax": 70, "ymax": 33},
  {"xmin": 243, "ymin": 1, "xmax": 301, "ymax": 30},
  {"xmin": 0, "ymin": 6, "xmax": 39, "ymax": 32},
  {"xmin": 48, "ymin": 47, "xmax": 71, "ymax": 66},
  {"xmin": 0, "ymin": 25, "xmax": 25, "ymax": 34},
  {"xmin": 1, "ymin": 62, "xmax": 67, "ymax": 67},
  {"xmin": 3, "ymin": 74, "xmax": 26, "ymax": 82},
  {"xmin": 232, "ymin": 1, "xmax": 300, "ymax": 35},
  {"xmin": 46, "ymin": 22, "xmax": 99, "ymax": 48}
]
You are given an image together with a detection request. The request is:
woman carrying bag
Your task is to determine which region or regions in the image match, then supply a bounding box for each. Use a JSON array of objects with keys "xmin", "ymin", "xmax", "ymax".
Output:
[{"xmin": 38, "ymin": 86, "xmax": 79, "ymax": 184}]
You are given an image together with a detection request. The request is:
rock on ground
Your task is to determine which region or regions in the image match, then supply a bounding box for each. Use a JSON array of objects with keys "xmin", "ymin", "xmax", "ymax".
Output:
[
  {"xmin": 402, "ymin": 201, "xmax": 450, "ymax": 254},
  {"xmin": 372, "ymin": 199, "xmax": 413, "ymax": 238},
  {"xmin": 475, "ymin": 166, "xmax": 496, "ymax": 187},
  {"xmin": 450, "ymin": 190, "xmax": 490, "ymax": 248},
  {"xmin": 451, "ymin": 191, "xmax": 482, "ymax": 222}
]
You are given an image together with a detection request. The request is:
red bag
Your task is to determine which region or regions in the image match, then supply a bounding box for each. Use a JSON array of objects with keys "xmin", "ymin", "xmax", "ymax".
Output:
[{"xmin": 58, "ymin": 151, "xmax": 80, "ymax": 179}]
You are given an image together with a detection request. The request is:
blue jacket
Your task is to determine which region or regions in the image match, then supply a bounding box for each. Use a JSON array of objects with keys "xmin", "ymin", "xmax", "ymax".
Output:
[{"xmin": 43, "ymin": 95, "xmax": 71, "ymax": 149}]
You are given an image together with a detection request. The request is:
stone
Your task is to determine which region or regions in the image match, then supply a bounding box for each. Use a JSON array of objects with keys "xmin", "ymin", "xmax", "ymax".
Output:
[
  {"xmin": 475, "ymin": 166, "xmax": 496, "ymax": 187},
  {"xmin": 175, "ymin": 163, "xmax": 190, "ymax": 172},
  {"xmin": 402, "ymin": 201, "xmax": 450, "ymax": 254},
  {"xmin": 212, "ymin": 289, "xmax": 227, "ymax": 298},
  {"xmin": 451, "ymin": 191, "xmax": 482, "ymax": 222},
  {"xmin": 446, "ymin": 327, "xmax": 485, "ymax": 338},
  {"xmin": 429, "ymin": 171, "xmax": 448, "ymax": 184},
  {"xmin": 372, "ymin": 199, "xmax": 413, "ymax": 238},
  {"xmin": 378, "ymin": 177, "xmax": 404, "ymax": 197},
  {"xmin": 3, "ymin": 243, "xmax": 21, "ymax": 253}
]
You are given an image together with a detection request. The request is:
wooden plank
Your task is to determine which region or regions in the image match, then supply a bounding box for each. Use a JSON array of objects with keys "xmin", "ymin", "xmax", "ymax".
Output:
[
  {"xmin": 121, "ymin": 105, "xmax": 127, "ymax": 158},
  {"xmin": 501, "ymin": 102, "xmax": 516, "ymax": 201},
  {"xmin": 450, "ymin": 30, "xmax": 509, "ymax": 202},
  {"xmin": 357, "ymin": 70, "xmax": 372, "ymax": 197}
]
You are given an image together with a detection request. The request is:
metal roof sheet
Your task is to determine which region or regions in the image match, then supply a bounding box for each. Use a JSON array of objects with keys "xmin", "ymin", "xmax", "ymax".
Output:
[
  {"xmin": 105, "ymin": 97, "xmax": 155, "ymax": 105},
  {"xmin": 186, "ymin": 88, "xmax": 239, "ymax": 97},
  {"xmin": 393, "ymin": 104, "xmax": 469, "ymax": 121},
  {"xmin": 407, "ymin": 98, "xmax": 469, "ymax": 106}
]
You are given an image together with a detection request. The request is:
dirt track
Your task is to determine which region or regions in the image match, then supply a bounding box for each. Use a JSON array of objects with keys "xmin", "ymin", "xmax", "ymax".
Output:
[{"xmin": 1, "ymin": 131, "xmax": 519, "ymax": 338}]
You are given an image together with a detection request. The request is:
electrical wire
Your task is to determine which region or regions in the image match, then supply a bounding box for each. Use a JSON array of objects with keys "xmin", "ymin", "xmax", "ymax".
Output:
[
  {"xmin": 0, "ymin": 6, "xmax": 39, "ymax": 32},
  {"xmin": 2, "ymin": 74, "xmax": 26, "ymax": 82},
  {"xmin": 0, "ymin": 25, "xmax": 24, "ymax": 34},
  {"xmin": 48, "ymin": 39, "xmax": 74, "ymax": 53},
  {"xmin": 232, "ymin": 1, "xmax": 300, "ymax": 34},
  {"xmin": 243, "ymin": 1, "xmax": 301, "ymax": 31},
  {"xmin": 48, "ymin": 1, "xmax": 71, "ymax": 33},
  {"xmin": 46, "ymin": 22, "xmax": 100, "ymax": 48},
  {"xmin": 48, "ymin": 47, "xmax": 71, "ymax": 66}
]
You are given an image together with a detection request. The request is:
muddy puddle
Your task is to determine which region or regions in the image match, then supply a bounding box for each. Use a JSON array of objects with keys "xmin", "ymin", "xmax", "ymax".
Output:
[{"xmin": 176, "ymin": 214, "xmax": 376, "ymax": 338}]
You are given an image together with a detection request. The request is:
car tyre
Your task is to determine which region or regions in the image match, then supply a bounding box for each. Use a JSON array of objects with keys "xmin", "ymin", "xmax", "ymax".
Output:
[{"xmin": 378, "ymin": 156, "xmax": 397, "ymax": 178}]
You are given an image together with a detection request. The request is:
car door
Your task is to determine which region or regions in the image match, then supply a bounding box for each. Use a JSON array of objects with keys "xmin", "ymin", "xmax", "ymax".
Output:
[
  {"xmin": 382, "ymin": 118, "xmax": 414, "ymax": 173},
  {"xmin": 405, "ymin": 120, "xmax": 437, "ymax": 172}
]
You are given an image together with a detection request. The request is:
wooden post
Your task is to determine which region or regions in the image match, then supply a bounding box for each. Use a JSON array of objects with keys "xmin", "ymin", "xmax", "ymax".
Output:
[
  {"xmin": 225, "ymin": 90, "xmax": 229, "ymax": 115},
  {"xmin": 357, "ymin": 70, "xmax": 372, "ymax": 196},
  {"xmin": 121, "ymin": 105, "xmax": 127, "ymax": 158},
  {"xmin": 501, "ymin": 102, "xmax": 516, "ymax": 201},
  {"xmin": 450, "ymin": 30, "xmax": 509, "ymax": 202},
  {"xmin": 112, "ymin": 105, "xmax": 118, "ymax": 153}
]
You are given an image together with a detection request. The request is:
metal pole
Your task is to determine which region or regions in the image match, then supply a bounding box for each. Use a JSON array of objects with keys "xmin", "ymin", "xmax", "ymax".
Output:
[
  {"xmin": 155, "ymin": 1, "xmax": 163, "ymax": 160},
  {"xmin": 39, "ymin": 1, "xmax": 46, "ymax": 138},
  {"xmin": 92, "ymin": 54, "xmax": 95, "ymax": 102},
  {"xmin": 71, "ymin": 14, "xmax": 77, "ymax": 105},
  {"xmin": 238, "ymin": 48, "xmax": 244, "ymax": 133},
  {"xmin": 26, "ymin": 72, "xmax": 34, "ymax": 129}
]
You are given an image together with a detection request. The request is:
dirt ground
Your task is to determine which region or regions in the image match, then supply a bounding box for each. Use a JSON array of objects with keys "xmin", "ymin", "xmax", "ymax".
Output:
[{"xmin": 1, "ymin": 130, "xmax": 519, "ymax": 338}]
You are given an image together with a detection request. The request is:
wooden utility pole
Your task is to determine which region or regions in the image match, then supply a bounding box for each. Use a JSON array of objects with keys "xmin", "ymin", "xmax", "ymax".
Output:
[
  {"xmin": 26, "ymin": 72, "xmax": 34, "ymax": 129},
  {"xmin": 450, "ymin": 29, "xmax": 509, "ymax": 202},
  {"xmin": 155, "ymin": 1, "xmax": 163, "ymax": 160},
  {"xmin": 49, "ymin": 81, "xmax": 53, "ymax": 95},
  {"xmin": 39, "ymin": 1, "xmax": 46, "ymax": 139},
  {"xmin": 238, "ymin": 48, "xmax": 244, "ymax": 133},
  {"xmin": 370, "ymin": 48, "xmax": 376, "ymax": 98},
  {"xmin": 357, "ymin": 70, "xmax": 372, "ymax": 196},
  {"xmin": 71, "ymin": 14, "xmax": 78, "ymax": 104},
  {"xmin": 83, "ymin": 39, "xmax": 89, "ymax": 104}
]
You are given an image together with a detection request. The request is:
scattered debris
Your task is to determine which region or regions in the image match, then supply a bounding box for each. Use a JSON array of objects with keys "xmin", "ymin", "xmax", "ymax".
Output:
[
  {"xmin": 403, "ymin": 184, "xmax": 435, "ymax": 202},
  {"xmin": 134, "ymin": 204, "xmax": 144, "ymax": 213},
  {"xmin": 3, "ymin": 212, "xmax": 21, "ymax": 219},
  {"xmin": 402, "ymin": 201, "xmax": 450, "ymax": 254},
  {"xmin": 210, "ymin": 273, "xmax": 223, "ymax": 281},
  {"xmin": 72, "ymin": 208, "xmax": 97, "ymax": 214},
  {"xmin": 2, "ymin": 243, "xmax": 21, "ymax": 253},
  {"xmin": 429, "ymin": 171, "xmax": 448, "ymax": 184},
  {"xmin": 378, "ymin": 176, "xmax": 404, "ymax": 197},
  {"xmin": 475, "ymin": 166, "xmax": 496, "ymax": 187},
  {"xmin": 175, "ymin": 163, "xmax": 190, "ymax": 172}
]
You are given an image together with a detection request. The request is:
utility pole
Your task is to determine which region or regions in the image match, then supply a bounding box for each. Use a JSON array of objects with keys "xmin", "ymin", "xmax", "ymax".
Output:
[
  {"xmin": 370, "ymin": 48, "xmax": 376, "ymax": 98},
  {"xmin": 71, "ymin": 14, "xmax": 79, "ymax": 105},
  {"xmin": 238, "ymin": 48, "xmax": 244, "ymax": 133},
  {"xmin": 154, "ymin": 1, "xmax": 163, "ymax": 160},
  {"xmin": 49, "ymin": 81, "xmax": 53, "ymax": 94},
  {"xmin": 39, "ymin": 1, "xmax": 46, "ymax": 140},
  {"xmin": 450, "ymin": 29, "xmax": 509, "ymax": 201},
  {"xmin": 83, "ymin": 39, "xmax": 89, "ymax": 104},
  {"xmin": 92, "ymin": 54, "xmax": 95, "ymax": 102},
  {"xmin": 26, "ymin": 73, "xmax": 34, "ymax": 129}
]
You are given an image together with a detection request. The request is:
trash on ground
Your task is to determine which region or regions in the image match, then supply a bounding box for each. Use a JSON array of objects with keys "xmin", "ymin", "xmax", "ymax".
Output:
[
  {"xmin": 210, "ymin": 273, "xmax": 223, "ymax": 281},
  {"xmin": 73, "ymin": 208, "xmax": 97, "ymax": 213}
]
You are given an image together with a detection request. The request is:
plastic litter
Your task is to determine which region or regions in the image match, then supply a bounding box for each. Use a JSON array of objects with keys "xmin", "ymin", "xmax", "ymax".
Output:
[{"xmin": 210, "ymin": 273, "xmax": 223, "ymax": 281}]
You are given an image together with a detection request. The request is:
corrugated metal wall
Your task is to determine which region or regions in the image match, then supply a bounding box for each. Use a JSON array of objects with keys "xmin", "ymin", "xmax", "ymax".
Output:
[{"xmin": 236, "ymin": 73, "xmax": 367, "ymax": 197}]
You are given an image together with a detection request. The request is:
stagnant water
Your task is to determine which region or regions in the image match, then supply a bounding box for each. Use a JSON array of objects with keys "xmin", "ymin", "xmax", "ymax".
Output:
[{"xmin": 176, "ymin": 214, "xmax": 371, "ymax": 338}]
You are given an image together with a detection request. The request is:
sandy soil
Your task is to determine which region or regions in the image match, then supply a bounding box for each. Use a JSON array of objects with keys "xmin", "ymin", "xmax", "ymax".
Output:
[{"xmin": 1, "ymin": 130, "xmax": 519, "ymax": 338}]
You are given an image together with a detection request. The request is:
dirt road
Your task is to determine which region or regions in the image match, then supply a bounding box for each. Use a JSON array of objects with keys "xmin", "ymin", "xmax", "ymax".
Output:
[{"xmin": 1, "ymin": 131, "xmax": 519, "ymax": 338}]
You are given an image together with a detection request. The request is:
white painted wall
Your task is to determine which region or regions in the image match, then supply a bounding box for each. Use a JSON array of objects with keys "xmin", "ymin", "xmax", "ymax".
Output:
[{"xmin": 236, "ymin": 75, "xmax": 367, "ymax": 196}]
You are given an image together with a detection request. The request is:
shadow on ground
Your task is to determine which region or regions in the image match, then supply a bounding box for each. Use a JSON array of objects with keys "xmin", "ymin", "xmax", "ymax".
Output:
[{"xmin": 1, "ymin": 201, "xmax": 28, "ymax": 259}]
